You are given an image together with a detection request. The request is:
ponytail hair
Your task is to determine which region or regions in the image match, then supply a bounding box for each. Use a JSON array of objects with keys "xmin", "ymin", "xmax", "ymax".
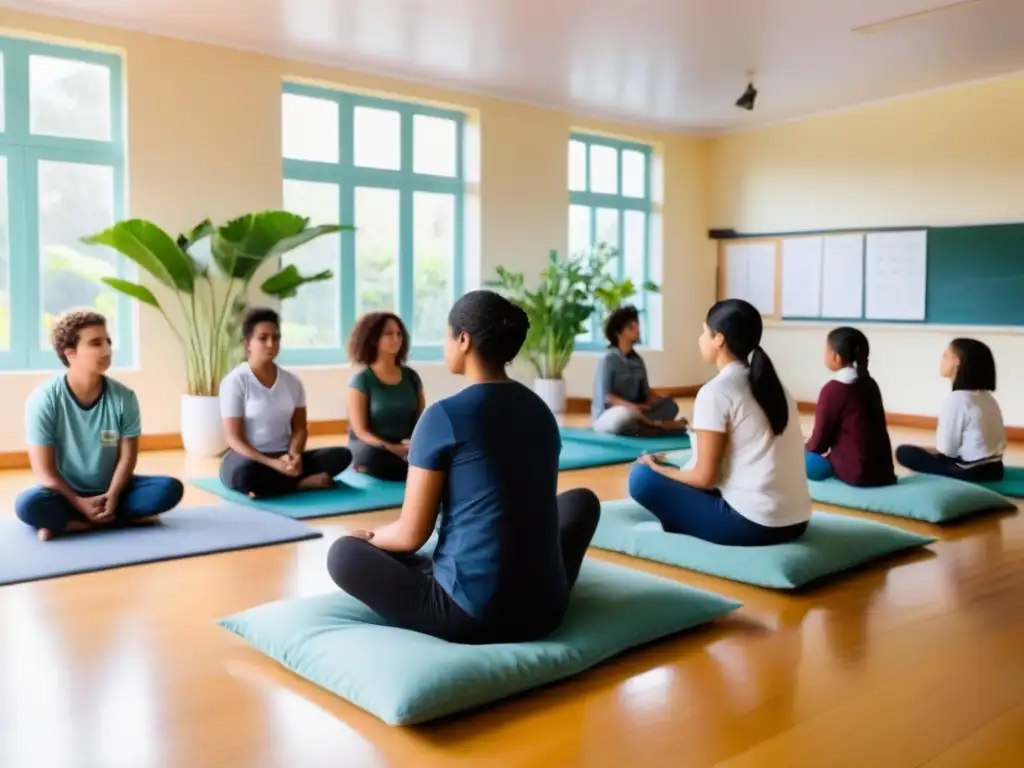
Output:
[
  {"xmin": 827, "ymin": 326, "xmax": 887, "ymax": 424},
  {"xmin": 706, "ymin": 299, "xmax": 789, "ymax": 435}
]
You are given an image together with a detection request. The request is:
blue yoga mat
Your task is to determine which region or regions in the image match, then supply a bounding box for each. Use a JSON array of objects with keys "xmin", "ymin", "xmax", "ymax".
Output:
[
  {"xmin": 0, "ymin": 505, "xmax": 321, "ymax": 586},
  {"xmin": 191, "ymin": 469, "xmax": 407, "ymax": 519},
  {"xmin": 558, "ymin": 439, "xmax": 640, "ymax": 470},
  {"xmin": 559, "ymin": 427, "xmax": 691, "ymax": 455}
]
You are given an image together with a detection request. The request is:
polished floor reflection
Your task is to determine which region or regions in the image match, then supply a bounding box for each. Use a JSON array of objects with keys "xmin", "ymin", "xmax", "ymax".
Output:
[{"xmin": 0, "ymin": 411, "xmax": 1021, "ymax": 767}]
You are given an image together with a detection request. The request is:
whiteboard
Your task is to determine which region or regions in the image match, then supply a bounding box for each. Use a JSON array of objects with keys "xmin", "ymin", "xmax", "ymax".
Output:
[
  {"xmin": 821, "ymin": 234, "xmax": 865, "ymax": 319},
  {"xmin": 781, "ymin": 237, "xmax": 823, "ymax": 317},
  {"xmin": 864, "ymin": 230, "xmax": 927, "ymax": 321},
  {"xmin": 723, "ymin": 242, "xmax": 776, "ymax": 315}
]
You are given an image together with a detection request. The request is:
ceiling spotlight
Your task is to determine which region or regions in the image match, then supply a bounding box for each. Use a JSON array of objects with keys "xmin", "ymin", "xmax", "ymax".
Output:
[{"xmin": 735, "ymin": 78, "xmax": 757, "ymax": 111}]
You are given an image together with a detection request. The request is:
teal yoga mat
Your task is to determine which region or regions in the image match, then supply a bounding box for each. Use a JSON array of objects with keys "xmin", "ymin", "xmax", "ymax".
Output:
[
  {"xmin": 557, "ymin": 439, "xmax": 640, "ymax": 470},
  {"xmin": 559, "ymin": 427, "xmax": 691, "ymax": 455}
]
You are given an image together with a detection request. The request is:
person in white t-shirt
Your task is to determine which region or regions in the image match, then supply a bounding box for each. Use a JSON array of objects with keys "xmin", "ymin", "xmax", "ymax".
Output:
[
  {"xmin": 895, "ymin": 338, "xmax": 1006, "ymax": 483},
  {"xmin": 627, "ymin": 298, "xmax": 811, "ymax": 546},
  {"xmin": 219, "ymin": 308, "xmax": 352, "ymax": 498}
]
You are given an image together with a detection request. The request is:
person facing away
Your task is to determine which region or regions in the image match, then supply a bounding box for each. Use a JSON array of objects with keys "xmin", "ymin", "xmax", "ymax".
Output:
[
  {"xmin": 16, "ymin": 309, "xmax": 184, "ymax": 541},
  {"xmin": 895, "ymin": 338, "xmax": 1006, "ymax": 482},
  {"xmin": 219, "ymin": 307, "xmax": 352, "ymax": 498},
  {"xmin": 345, "ymin": 311, "xmax": 426, "ymax": 481},
  {"xmin": 627, "ymin": 298, "xmax": 811, "ymax": 547},
  {"xmin": 591, "ymin": 304, "xmax": 686, "ymax": 436},
  {"xmin": 804, "ymin": 327, "xmax": 897, "ymax": 487},
  {"xmin": 327, "ymin": 289, "xmax": 602, "ymax": 644}
]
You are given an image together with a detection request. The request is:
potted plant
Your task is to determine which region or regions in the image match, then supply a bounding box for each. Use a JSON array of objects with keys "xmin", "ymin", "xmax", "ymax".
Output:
[
  {"xmin": 83, "ymin": 211, "xmax": 348, "ymax": 456},
  {"xmin": 488, "ymin": 244, "xmax": 659, "ymax": 414}
]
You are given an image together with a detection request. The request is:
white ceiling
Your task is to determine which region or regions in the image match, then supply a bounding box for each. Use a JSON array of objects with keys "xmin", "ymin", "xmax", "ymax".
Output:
[{"xmin": 4, "ymin": 0, "xmax": 1024, "ymax": 132}]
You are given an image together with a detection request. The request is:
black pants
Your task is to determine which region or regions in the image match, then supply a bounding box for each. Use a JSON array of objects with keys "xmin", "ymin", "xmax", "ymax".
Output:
[
  {"xmin": 348, "ymin": 436, "xmax": 409, "ymax": 482},
  {"xmin": 895, "ymin": 444, "xmax": 1004, "ymax": 483},
  {"xmin": 326, "ymin": 488, "xmax": 602, "ymax": 644},
  {"xmin": 220, "ymin": 447, "xmax": 352, "ymax": 498}
]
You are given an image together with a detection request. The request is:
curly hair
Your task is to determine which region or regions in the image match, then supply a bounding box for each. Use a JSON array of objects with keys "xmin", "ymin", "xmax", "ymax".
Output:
[
  {"xmin": 604, "ymin": 305, "xmax": 640, "ymax": 346},
  {"xmin": 348, "ymin": 311, "xmax": 410, "ymax": 365},
  {"xmin": 51, "ymin": 309, "xmax": 108, "ymax": 367}
]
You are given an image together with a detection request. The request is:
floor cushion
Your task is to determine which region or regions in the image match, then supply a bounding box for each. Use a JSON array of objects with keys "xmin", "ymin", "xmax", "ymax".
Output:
[{"xmin": 978, "ymin": 466, "xmax": 1024, "ymax": 499}]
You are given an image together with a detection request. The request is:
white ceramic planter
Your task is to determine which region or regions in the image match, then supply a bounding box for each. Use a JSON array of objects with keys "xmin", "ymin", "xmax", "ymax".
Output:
[
  {"xmin": 533, "ymin": 378, "xmax": 567, "ymax": 414},
  {"xmin": 181, "ymin": 394, "xmax": 228, "ymax": 457}
]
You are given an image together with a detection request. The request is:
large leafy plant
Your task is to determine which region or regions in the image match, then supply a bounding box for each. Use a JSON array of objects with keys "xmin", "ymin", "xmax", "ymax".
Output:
[
  {"xmin": 488, "ymin": 243, "xmax": 659, "ymax": 380},
  {"xmin": 83, "ymin": 211, "xmax": 348, "ymax": 396}
]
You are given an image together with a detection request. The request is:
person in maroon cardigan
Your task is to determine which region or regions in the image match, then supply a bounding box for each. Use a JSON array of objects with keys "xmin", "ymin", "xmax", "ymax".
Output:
[{"xmin": 804, "ymin": 327, "xmax": 897, "ymax": 487}]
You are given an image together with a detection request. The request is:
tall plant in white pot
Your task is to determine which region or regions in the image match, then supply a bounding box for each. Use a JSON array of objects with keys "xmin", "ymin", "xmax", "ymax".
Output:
[
  {"xmin": 488, "ymin": 245, "xmax": 659, "ymax": 414},
  {"xmin": 82, "ymin": 212, "xmax": 346, "ymax": 456}
]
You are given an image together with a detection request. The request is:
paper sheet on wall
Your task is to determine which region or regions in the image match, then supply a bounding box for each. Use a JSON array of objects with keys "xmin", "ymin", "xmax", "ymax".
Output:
[
  {"xmin": 821, "ymin": 234, "xmax": 865, "ymax": 318},
  {"xmin": 724, "ymin": 242, "xmax": 776, "ymax": 315},
  {"xmin": 864, "ymin": 230, "xmax": 927, "ymax": 321},
  {"xmin": 781, "ymin": 237, "xmax": 823, "ymax": 317},
  {"xmin": 724, "ymin": 243, "xmax": 750, "ymax": 303}
]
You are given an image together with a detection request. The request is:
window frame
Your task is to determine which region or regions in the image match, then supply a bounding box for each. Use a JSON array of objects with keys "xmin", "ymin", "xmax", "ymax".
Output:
[
  {"xmin": 279, "ymin": 81, "xmax": 466, "ymax": 365},
  {"xmin": 568, "ymin": 131, "xmax": 653, "ymax": 352},
  {"xmin": 0, "ymin": 36, "xmax": 129, "ymax": 371}
]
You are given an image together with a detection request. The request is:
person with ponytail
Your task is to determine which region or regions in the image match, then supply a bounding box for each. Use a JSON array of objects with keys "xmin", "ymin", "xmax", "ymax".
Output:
[
  {"xmin": 326, "ymin": 290, "xmax": 601, "ymax": 644},
  {"xmin": 804, "ymin": 327, "xmax": 897, "ymax": 487},
  {"xmin": 627, "ymin": 299, "xmax": 811, "ymax": 546}
]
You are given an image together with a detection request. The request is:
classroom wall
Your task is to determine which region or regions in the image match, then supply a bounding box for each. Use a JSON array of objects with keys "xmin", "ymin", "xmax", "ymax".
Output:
[
  {"xmin": 710, "ymin": 74, "xmax": 1024, "ymax": 425},
  {"xmin": 0, "ymin": 9, "xmax": 716, "ymax": 451}
]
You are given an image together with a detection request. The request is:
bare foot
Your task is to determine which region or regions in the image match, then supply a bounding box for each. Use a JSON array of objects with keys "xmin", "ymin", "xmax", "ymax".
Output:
[
  {"xmin": 37, "ymin": 528, "xmax": 52, "ymax": 542},
  {"xmin": 298, "ymin": 472, "xmax": 334, "ymax": 491}
]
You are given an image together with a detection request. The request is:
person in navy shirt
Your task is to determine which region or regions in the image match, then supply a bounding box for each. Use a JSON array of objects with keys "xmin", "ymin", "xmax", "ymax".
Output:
[{"xmin": 326, "ymin": 290, "xmax": 601, "ymax": 644}]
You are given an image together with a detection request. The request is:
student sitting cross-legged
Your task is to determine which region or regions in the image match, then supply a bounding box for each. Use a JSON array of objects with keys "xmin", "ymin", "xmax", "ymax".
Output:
[
  {"xmin": 591, "ymin": 305, "xmax": 686, "ymax": 436},
  {"xmin": 804, "ymin": 327, "xmax": 897, "ymax": 487},
  {"xmin": 219, "ymin": 307, "xmax": 352, "ymax": 498},
  {"xmin": 345, "ymin": 312, "xmax": 426, "ymax": 481},
  {"xmin": 895, "ymin": 338, "xmax": 1006, "ymax": 482},
  {"xmin": 326, "ymin": 290, "xmax": 601, "ymax": 644},
  {"xmin": 627, "ymin": 299, "xmax": 811, "ymax": 546},
  {"xmin": 16, "ymin": 310, "xmax": 184, "ymax": 541}
]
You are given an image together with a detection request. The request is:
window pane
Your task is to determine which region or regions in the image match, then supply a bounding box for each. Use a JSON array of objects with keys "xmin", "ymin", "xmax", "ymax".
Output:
[
  {"xmin": 282, "ymin": 93, "xmax": 339, "ymax": 163},
  {"xmin": 30, "ymin": 55, "xmax": 112, "ymax": 141},
  {"xmin": 413, "ymin": 115, "xmax": 456, "ymax": 177},
  {"xmin": 281, "ymin": 180, "xmax": 341, "ymax": 349},
  {"xmin": 355, "ymin": 187, "xmax": 399, "ymax": 315},
  {"xmin": 412, "ymin": 192, "xmax": 455, "ymax": 343},
  {"xmin": 37, "ymin": 160, "xmax": 119, "ymax": 348},
  {"xmin": 354, "ymin": 107, "xmax": 401, "ymax": 170},
  {"xmin": 589, "ymin": 144, "xmax": 617, "ymax": 194},
  {"xmin": 622, "ymin": 149, "xmax": 646, "ymax": 198},
  {"xmin": 0, "ymin": 156, "xmax": 8, "ymax": 350},
  {"xmin": 568, "ymin": 140, "xmax": 586, "ymax": 191},
  {"xmin": 569, "ymin": 204, "xmax": 592, "ymax": 257},
  {"xmin": 623, "ymin": 210, "xmax": 647, "ymax": 292},
  {"xmin": 595, "ymin": 208, "xmax": 620, "ymax": 278},
  {"xmin": 0, "ymin": 55, "xmax": 6, "ymax": 132}
]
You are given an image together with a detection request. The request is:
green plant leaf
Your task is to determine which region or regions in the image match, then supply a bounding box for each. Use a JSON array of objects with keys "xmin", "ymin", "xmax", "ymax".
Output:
[
  {"xmin": 83, "ymin": 219, "xmax": 196, "ymax": 292},
  {"xmin": 260, "ymin": 264, "xmax": 334, "ymax": 299},
  {"xmin": 100, "ymin": 276, "xmax": 162, "ymax": 308},
  {"xmin": 267, "ymin": 224, "xmax": 350, "ymax": 259},
  {"xmin": 212, "ymin": 211, "xmax": 347, "ymax": 282}
]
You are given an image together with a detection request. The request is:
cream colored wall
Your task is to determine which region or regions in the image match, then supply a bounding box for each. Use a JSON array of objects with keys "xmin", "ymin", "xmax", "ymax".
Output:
[
  {"xmin": 0, "ymin": 9, "xmax": 715, "ymax": 451},
  {"xmin": 710, "ymin": 75, "xmax": 1024, "ymax": 425}
]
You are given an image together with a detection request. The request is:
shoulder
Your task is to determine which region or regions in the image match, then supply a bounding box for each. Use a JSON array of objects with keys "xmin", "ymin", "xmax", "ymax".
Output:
[
  {"xmin": 348, "ymin": 367, "xmax": 371, "ymax": 388},
  {"xmin": 221, "ymin": 364, "xmax": 249, "ymax": 387},
  {"xmin": 277, "ymin": 365, "xmax": 304, "ymax": 390},
  {"xmin": 27, "ymin": 376, "xmax": 62, "ymax": 410},
  {"xmin": 402, "ymin": 366, "xmax": 422, "ymax": 387},
  {"xmin": 818, "ymin": 379, "xmax": 848, "ymax": 401},
  {"xmin": 104, "ymin": 376, "xmax": 137, "ymax": 404}
]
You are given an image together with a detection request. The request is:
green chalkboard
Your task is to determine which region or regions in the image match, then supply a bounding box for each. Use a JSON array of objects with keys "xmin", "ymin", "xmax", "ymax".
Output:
[{"xmin": 926, "ymin": 223, "xmax": 1024, "ymax": 326}]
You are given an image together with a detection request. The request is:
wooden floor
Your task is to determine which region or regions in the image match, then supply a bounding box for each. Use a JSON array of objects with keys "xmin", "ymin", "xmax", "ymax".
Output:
[{"xmin": 1, "ymin": 407, "xmax": 1022, "ymax": 768}]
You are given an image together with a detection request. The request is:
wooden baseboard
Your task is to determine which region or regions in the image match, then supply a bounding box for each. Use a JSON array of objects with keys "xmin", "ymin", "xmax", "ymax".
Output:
[
  {"xmin": 566, "ymin": 385, "xmax": 703, "ymax": 415},
  {"xmin": 797, "ymin": 401, "xmax": 1024, "ymax": 442}
]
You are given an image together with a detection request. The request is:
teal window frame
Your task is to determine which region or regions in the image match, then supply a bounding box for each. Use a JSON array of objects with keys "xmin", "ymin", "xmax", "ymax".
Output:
[
  {"xmin": 569, "ymin": 132, "xmax": 653, "ymax": 352},
  {"xmin": 0, "ymin": 36, "xmax": 129, "ymax": 371},
  {"xmin": 279, "ymin": 82, "xmax": 466, "ymax": 365}
]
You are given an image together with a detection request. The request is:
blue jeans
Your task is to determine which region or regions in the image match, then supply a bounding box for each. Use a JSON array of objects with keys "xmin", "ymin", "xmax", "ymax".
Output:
[
  {"xmin": 628, "ymin": 463, "xmax": 808, "ymax": 547},
  {"xmin": 15, "ymin": 475, "xmax": 184, "ymax": 533},
  {"xmin": 805, "ymin": 451, "xmax": 834, "ymax": 481}
]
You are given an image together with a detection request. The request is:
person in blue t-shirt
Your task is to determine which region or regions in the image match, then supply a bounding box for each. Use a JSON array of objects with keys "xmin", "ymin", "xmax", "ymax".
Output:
[
  {"xmin": 327, "ymin": 290, "xmax": 601, "ymax": 644},
  {"xmin": 16, "ymin": 310, "xmax": 184, "ymax": 541}
]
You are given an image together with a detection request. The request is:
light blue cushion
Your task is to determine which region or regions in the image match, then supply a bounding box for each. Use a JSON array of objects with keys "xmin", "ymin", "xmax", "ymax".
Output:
[
  {"xmin": 809, "ymin": 474, "xmax": 1015, "ymax": 523},
  {"xmin": 978, "ymin": 466, "xmax": 1024, "ymax": 499},
  {"xmin": 591, "ymin": 499, "xmax": 935, "ymax": 589},
  {"xmin": 217, "ymin": 558, "xmax": 740, "ymax": 725}
]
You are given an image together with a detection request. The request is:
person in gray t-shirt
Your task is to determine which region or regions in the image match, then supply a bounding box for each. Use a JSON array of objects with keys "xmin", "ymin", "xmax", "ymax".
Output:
[{"xmin": 591, "ymin": 306, "xmax": 686, "ymax": 436}]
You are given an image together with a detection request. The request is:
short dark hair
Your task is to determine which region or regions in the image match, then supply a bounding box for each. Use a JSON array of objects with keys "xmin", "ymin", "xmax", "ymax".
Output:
[
  {"xmin": 51, "ymin": 309, "xmax": 107, "ymax": 367},
  {"xmin": 604, "ymin": 305, "xmax": 640, "ymax": 346},
  {"xmin": 348, "ymin": 311, "xmax": 410, "ymax": 365},
  {"xmin": 448, "ymin": 290, "xmax": 529, "ymax": 369},
  {"xmin": 242, "ymin": 307, "xmax": 280, "ymax": 341},
  {"xmin": 950, "ymin": 338, "xmax": 997, "ymax": 391}
]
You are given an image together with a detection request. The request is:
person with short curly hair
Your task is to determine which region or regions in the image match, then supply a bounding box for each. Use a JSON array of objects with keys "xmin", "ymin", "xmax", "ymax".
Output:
[
  {"xmin": 591, "ymin": 305, "xmax": 685, "ymax": 436},
  {"xmin": 16, "ymin": 309, "xmax": 184, "ymax": 540},
  {"xmin": 345, "ymin": 311, "xmax": 425, "ymax": 481}
]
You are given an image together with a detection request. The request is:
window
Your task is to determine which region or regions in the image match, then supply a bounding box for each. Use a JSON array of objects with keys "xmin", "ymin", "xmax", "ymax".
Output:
[
  {"xmin": 568, "ymin": 133, "xmax": 653, "ymax": 350},
  {"xmin": 0, "ymin": 36, "xmax": 128, "ymax": 370},
  {"xmin": 279, "ymin": 83, "xmax": 465, "ymax": 363}
]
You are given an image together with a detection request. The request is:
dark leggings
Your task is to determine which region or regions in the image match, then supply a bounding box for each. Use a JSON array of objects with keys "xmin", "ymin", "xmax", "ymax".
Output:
[
  {"xmin": 220, "ymin": 447, "xmax": 352, "ymax": 497},
  {"xmin": 895, "ymin": 445, "xmax": 1004, "ymax": 483},
  {"xmin": 326, "ymin": 488, "xmax": 602, "ymax": 644},
  {"xmin": 348, "ymin": 436, "xmax": 409, "ymax": 482}
]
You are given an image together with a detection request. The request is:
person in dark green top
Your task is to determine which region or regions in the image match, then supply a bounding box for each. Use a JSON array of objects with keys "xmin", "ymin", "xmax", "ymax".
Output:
[{"xmin": 346, "ymin": 312, "xmax": 426, "ymax": 480}]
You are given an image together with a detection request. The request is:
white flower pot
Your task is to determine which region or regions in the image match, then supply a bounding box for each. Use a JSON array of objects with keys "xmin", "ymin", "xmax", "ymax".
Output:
[
  {"xmin": 533, "ymin": 378, "xmax": 567, "ymax": 414},
  {"xmin": 181, "ymin": 394, "xmax": 228, "ymax": 457}
]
